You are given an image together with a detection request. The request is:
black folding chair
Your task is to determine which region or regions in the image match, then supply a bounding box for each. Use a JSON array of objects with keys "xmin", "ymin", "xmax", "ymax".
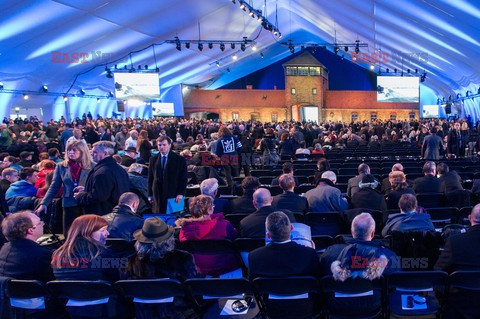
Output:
[
  {"xmin": 311, "ymin": 235, "xmax": 334, "ymax": 254},
  {"xmin": 426, "ymin": 207, "xmax": 459, "ymax": 229},
  {"xmin": 185, "ymin": 278, "xmax": 260, "ymax": 319},
  {"xmin": 234, "ymin": 238, "xmax": 265, "ymax": 269},
  {"xmin": 253, "ymin": 276, "xmax": 320, "ymax": 319},
  {"xmin": 447, "ymin": 271, "xmax": 480, "ymax": 318},
  {"xmin": 416, "ymin": 193, "xmax": 446, "ymax": 208},
  {"xmin": 321, "ymin": 275, "xmax": 384, "ymax": 319},
  {"xmin": 386, "ymin": 271, "xmax": 448, "ymax": 317},
  {"xmin": 225, "ymin": 214, "xmax": 249, "ymax": 230},
  {"xmin": 305, "ymin": 212, "xmax": 344, "ymax": 237},
  {"xmin": 7, "ymin": 280, "xmax": 49, "ymax": 318}
]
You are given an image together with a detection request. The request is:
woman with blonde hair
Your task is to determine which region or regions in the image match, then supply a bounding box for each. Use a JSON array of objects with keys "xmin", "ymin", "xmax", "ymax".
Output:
[
  {"xmin": 35, "ymin": 140, "xmax": 95, "ymax": 235},
  {"xmin": 137, "ymin": 129, "xmax": 153, "ymax": 162},
  {"xmin": 386, "ymin": 171, "xmax": 415, "ymax": 209}
]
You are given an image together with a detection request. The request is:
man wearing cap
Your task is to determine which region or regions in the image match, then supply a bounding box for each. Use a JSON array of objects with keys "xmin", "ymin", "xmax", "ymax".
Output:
[
  {"xmin": 120, "ymin": 147, "xmax": 137, "ymax": 167},
  {"xmin": 18, "ymin": 151, "xmax": 34, "ymax": 168},
  {"xmin": 351, "ymin": 174, "xmax": 387, "ymax": 212}
]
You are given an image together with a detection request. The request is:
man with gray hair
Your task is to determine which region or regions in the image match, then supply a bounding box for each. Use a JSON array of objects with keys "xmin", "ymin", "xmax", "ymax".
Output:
[
  {"xmin": 200, "ymin": 178, "xmax": 229, "ymax": 214},
  {"xmin": 74, "ymin": 141, "xmax": 130, "ymax": 215},
  {"xmin": 320, "ymin": 212, "xmax": 397, "ymax": 276},
  {"xmin": 239, "ymin": 188, "xmax": 296, "ymax": 238},
  {"xmin": 413, "ymin": 161, "xmax": 442, "ymax": 193},
  {"xmin": 305, "ymin": 171, "xmax": 348, "ymax": 212}
]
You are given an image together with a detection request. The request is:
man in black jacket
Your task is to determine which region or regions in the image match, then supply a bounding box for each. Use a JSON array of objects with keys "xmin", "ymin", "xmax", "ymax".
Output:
[
  {"xmin": 148, "ymin": 136, "xmax": 187, "ymax": 214},
  {"xmin": 437, "ymin": 162, "xmax": 463, "ymax": 193},
  {"xmin": 120, "ymin": 147, "xmax": 137, "ymax": 167},
  {"xmin": 239, "ymin": 188, "xmax": 295, "ymax": 238},
  {"xmin": 0, "ymin": 211, "xmax": 53, "ymax": 282},
  {"xmin": 272, "ymin": 174, "xmax": 308, "ymax": 213},
  {"xmin": 103, "ymin": 192, "xmax": 143, "ymax": 242},
  {"xmin": 74, "ymin": 141, "xmax": 130, "ymax": 215},
  {"xmin": 413, "ymin": 161, "xmax": 443, "ymax": 193},
  {"xmin": 347, "ymin": 163, "xmax": 370, "ymax": 198},
  {"xmin": 227, "ymin": 176, "xmax": 260, "ymax": 214}
]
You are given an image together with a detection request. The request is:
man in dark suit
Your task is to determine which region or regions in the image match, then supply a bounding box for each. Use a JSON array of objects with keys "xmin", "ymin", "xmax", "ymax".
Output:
[
  {"xmin": 0, "ymin": 211, "xmax": 53, "ymax": 281},
  {"xmin": 200, "ymin": 178, "xmax": 229, "ymax": 214},
  {"xmin": 98, "ymin": 126, "xmax": 112, "ymax": 141},
  {"xmin": 447, "ymin": 122, "xmax": 463, "ymax": 157},
  {"xmin": 272, "ymin": 174, "xmax": 308, "ymax": 213},
  {"xmin": 248, "ymin": 211, "xmax": 320, "ymax": 319},
  {"xmin": 120, "ymin": 147, "xmax": 137, "ymax": 167},
  {"xmin": 74, "ymin": 141, "xmax": 130, "ymax": 215},
  {"xmin": 413, "ymin": 161, "xmax": 443, "ymax": 193},
  {"xmin": 435, "ymin": 204, "xmax": 480, "ymax": 318},
  {"xmin": 148, "ymin": 136, "xmax": 187, "ymax": 214},
  {"xmin": 227, "ymin": 176, "xmax": 260, "ymax": 214},
  {"xmin": 347, "ymin": 163, "xmax": 370, "ymax": 198},
  {"xmin": 239, "ymin": 188, "xmax": 295, "ymax": 238},
  {"xmin": 422, "ymin": 127, "xmax": 443, "ymax": 160},
  {"xmin": 437, "ymin": 162, "xmax": 463, "ymax": 193}
]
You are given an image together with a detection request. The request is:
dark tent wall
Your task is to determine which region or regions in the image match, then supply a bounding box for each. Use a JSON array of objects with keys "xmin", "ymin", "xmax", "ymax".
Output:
[{"xmin": 219, "ymin": 48, "xmax": 377, "ymax": 91}]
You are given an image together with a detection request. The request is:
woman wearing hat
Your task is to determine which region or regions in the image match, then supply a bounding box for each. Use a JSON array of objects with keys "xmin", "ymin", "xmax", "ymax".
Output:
[
  {"xmin": 125, "ymin": 217, "xmax": 198, "ymax": 319},
  {"xmin": 351, "ymin": 174, "xmax": 387, "ymax": 212},
  {"xmin": 175, "ymin": 195, "xmax": 239, "ymax": 276},
  {"xmin": 35, "ymin": 140, "xmax": 95, "ymax": 235}
]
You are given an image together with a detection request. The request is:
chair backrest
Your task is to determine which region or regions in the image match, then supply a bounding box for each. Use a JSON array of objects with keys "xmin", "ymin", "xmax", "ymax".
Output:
[
  {"xmin": 416, "ymin": 193, "xmax": 446, "ymax": 208},
  {"xmin": 449, "ymin": 271, "xmax": 480, "ymax": 291},
  {"xmin": 387, "ymin": 271, "xmax": 447, "ymax": 292},
  {"xmin": 305, "ymin": 212, "xmax": 344, "ymax": 237},
  {"xmin": 7, "ymin": 280, "xmax": 47, "ymax": 310},
  {"xmin": 253, "ymin": 276, "xmax": 318, "ymax": 297},
  {"xmin": 47, "ymin": 280, "xmax": 116, "ymax": 301},
  {"xmin": 235, "ymin": 238, "xmax": 265, "ymax": 269},
  {"xmin": 311, "ymin": 235, "xmax": 334, "ymax": 253},
  {"xmin": 177, "ymin": 239, "xmax": 238, "ymax": 255},
  {"xmin": 426, "ymin": 207, "xmax": 459, "ymax": 226},
  {"xmin": 185, "ymin": 278, "xmax": 253, "ymax": 299},
  {"xmin": 224, "ymin": 214, "xmax": 249, "ymax": 230},
  {"xmin": 115, "ymin": 279, "xmax": 184, "ymax": 302}
]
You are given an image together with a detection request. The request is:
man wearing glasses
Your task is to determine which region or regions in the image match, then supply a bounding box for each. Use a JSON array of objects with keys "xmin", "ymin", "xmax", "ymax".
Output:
[{"xmin": 0, "ymin": 210, "xmax": 53, "ymax": 282}]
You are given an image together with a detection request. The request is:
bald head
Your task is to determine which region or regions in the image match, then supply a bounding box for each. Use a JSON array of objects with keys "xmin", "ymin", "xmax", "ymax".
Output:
[
  {"xmin": 351, "ymin": 213, "xmax": 375, "ymax": 241},
  {"xmin": 392, "ymin": 163, "xmax": 404, "ymax": 172},
  {"xmin": 469, "ymin": 204, "xmax": 480, "ymax": 226},
  {"xmin": 253, "ymin": 188, "xmax": 272, "ymax": 209}
]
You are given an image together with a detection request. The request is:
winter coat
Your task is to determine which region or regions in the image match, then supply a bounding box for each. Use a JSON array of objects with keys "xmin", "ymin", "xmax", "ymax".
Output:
[
  {"xmin": 382, "ymin": 212, "xmax": 435, "ymax": 237},
  {"xmin": 5, "ymin": 181, "xmax": 37, "ymax": 199},
  {"xmin": 103, "ymin": 204, "xmax": 144, "ymax": 242},
  {"xmin": 177, "ymin": 214, "xmax": 239, "ymax": 276}
]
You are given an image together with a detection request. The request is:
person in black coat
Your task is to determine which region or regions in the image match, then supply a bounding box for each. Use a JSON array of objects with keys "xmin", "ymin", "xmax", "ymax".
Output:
[
  {"xmin": 120, "ymin": 147, "xmax": 137, "ymax": 168},
  {"xmin": 248, "ymin": 211, "xmax": 320, "ymax": 319},
  {"xmin": 272, "ymin": 174, "xmax": 308, "ymax": 213},
  {"xmin": 351, "ymin": 175, "xmax": 387, "ymax": 212},
  {"xmin": 437, "ymin": 162, "xmax": 463, "ymax": 193},
  {"xmin": 347, "ymin": 163, "xmax": 370, "ymax": 198},
  {"xmin": 227, "ymin": 176, "xmax": 260, "ymax": 214},
  {"xmin": 446, "ymin": 123, "xmax": 463, "ymax": 157},
  {"xmin": 0, "ymin": 211, "xmax": 53, "ymax": 282},
  {"xmin": 102, "ymin": 192, "xmax": 144, "ymax": 242},
  {"xmin": 148, "ymin": 136, "xmax": 187, "ymax": 214},
  {"xmin": 74, "ymin": 141, "xmax": 130, "ymax": 215},
  {"xmin": 413, "ymin": 161, "xmax": 443, "ymax": 193},
  {"xmin": 239, "ymin": 188, "xmax": 296, "ymax": 238}
]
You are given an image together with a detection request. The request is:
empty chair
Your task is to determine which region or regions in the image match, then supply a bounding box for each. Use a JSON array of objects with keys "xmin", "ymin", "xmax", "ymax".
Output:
[
  {"xmin": 311, "ymin": 235, "xmax": 334, "ymax": 253},
  {"xmin": 235, "ymin": 238, "xmax": 265, "ymax": 269},
  {"xmin": 416, "ymin": 193, "xmax": 446, "ymax": 208},
  {"xmin": 305, "ymin": 212, "xmax": 344, "ymax": 237},
  {"xmin": 253, "ymin": 276, "xmax": 320, "ymax": 319},
  {"xmin": 7, "ymin": 279, "xmax": 51, "ymax": 318},
  {"xmin": 225, "ymin": 214, "xmax": 249, "ymax": 230},
  {"xmin": 426, "ymin": 207, "xmax": 459, "ymax": 228},
  {"xmin": 447, "ymin": 271, "xmax": 480, "ymax": 318},
  {"xmin": 458, "ymin": 206, "xmax": 473, "ymax": 225},
  {"xmin": 321, "ymin": 275, "xmax": 384, "ymax": 319},
  {"xmin": 185, "ymin": 278, "xmax": 260, "ymax": 318},
  {"xmin": 115, "ymin": 279, "xmax": 192, "ymax": 319},
  {"xmin": 47, "ymin": 280, "xmax": 119, "ymax": 319},
  {"xmin": 386, "ymin": 271, "xmax": 448, "ymax": 317},
  {"xmin": 258, "ymin": 176, "xmax": 273, "ymax": 185}
]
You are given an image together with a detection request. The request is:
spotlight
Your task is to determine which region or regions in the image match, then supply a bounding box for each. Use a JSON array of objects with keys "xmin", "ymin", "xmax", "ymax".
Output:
[
  {"xmin": 355, "ymin": 40, "xmax": 360, "ymax": 53},
  {"xmin": 124, "ymin": 65, "xmax": 127, "ymax": 70},
  {"xmin": 239, "ymin": 2, "xmax": 246, "ymax": 10},
  {"xmin": 138, "ymin": 65, "xmax": 141, "ymax": 70},
  {"xmin": 145, "ymin": 65, "xmax": 148, "ymax": 69},
  {"xmin": 231, "ymin": 43, "xmax": 235, "ymax": 50},
  {"xmin": 232, "ymin": 54, "xmax": 238, "ymax": 60},
  {"xmin": 106, "ymin": 70, "xmax": 113, "ymax": 78},
  {"xmin": 386, "ymin": 68, "xmax": 389, "ymax": 73},
  {"xmin": 23, "ymin": 94, "xmax": 29, "ymax": 100},
  {"xmin": 208, "ymin": 43, "xmax": 213, "ymax": 49},
  {"xmin": 352, "ymin": 56, "xmax": 357, "ymax": 61},
  {"xmin": 251, "ymin": 45, "xmax": 257, "ymax": 51},
  {"xmin": 0, "ymin": 82, "xmax": 3, "ymax": 89},
  {"xmin": 176, "ymin": 42, "xmax": 181, "ymax": 51},
  {"xmin": 42, "ymin": 85, "xmax": 48, "ymax": 93},
  {"xmin": 216, "ymin": 61, "xmax": 220, "ymax": 67},
  {"xmin": 114, "ymin": 64, "xmax": 117, "ymax": 69},
  {"xmin": 79, "ymin": 89, "xmax": 85, "ymax": 95},
  {"xmin": 63, "ymin": 96, "xmax": 68, "ymax": 101},
  {"xmin": 394, "ymin": 68, "xmax": 397, "ymax": 73},
  {"xmin": 369, "ymin": 64, "xmax": 375, "ymax": 70},
  {"xmin": 457, "ymin": 93, "xmax": 461, "ymax": 98},
  {"xmin": 288, "ymin": 42, "xmax": 294, "ymax": 54},
  {"xmin": 185, "ymin": 42, "xmax": 190, "ymax": 49},
  {"xmin": 155, "ymin": 67, "xmax": 160, "ymax": 73},
  {"xmin": 257, "ymin": 16, "xmax": 262, "ymax": 22},
  {"xmin": 227, "ymin": 68, "xmax": 231, "ymax": 73},
  {"xmin": 198, "ymin": 43, "xmax": 203, "ymax": 51},
  {"xmin": 415, "ymin": 69, "xmax": 418, "ymax": 73},
  {"xmin": 108, "ymin": 91, "xmax": 114, "ymax": 98},
  {"xmin": 97, "ymin": 98, "xmax": 101, "ymax": 104},
  {"xmin": 260, "ymin": 53, "xmax": 264, "ymax": 58},
  {"xmin": 241, "ymin": 43, "xmax": 246, "ymax": 51},
  {"xmin": 249, "ymin": 10, "xmax": 254, "ymax": 17},
  {"xmin": 407, "ymin": 69, "xmax": 410, "ymax": 73},
  {"xmin": 334, "ymin": 46, "xmax": 339, "ymax": 54},
  {"xmin": 344, "ymin": 46, "xmax": 349, "ymax": 52},
  {"xmin": 220, "ymin": 43, "xmax": 225, "ymax": 51}
]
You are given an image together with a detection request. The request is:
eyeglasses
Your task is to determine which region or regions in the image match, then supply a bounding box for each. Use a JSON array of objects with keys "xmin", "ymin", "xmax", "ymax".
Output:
[{"xmin": 32, "ymin": 221, "xmax": 45, "ymax": 229}]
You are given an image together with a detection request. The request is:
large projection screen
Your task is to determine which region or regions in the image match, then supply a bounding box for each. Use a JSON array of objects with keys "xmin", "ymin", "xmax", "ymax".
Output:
[
  {"xmin": 113, "ymin": 73, "xmax": 160, "ymax": 100},
  {"xmin": 377, "ymin": 76, "xmax": 419, "ymax": 102}
]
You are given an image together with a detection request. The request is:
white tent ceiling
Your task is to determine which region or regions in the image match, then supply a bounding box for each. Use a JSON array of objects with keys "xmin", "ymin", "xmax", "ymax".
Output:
[{"xmin": 0, "ymin": 0, "xmax": 479, "ymax": 104}]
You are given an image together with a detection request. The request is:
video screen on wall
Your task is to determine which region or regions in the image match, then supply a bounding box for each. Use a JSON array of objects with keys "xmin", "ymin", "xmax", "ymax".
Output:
[
  {"xmin": 152, "ymin": 102, "xmax": 175, "ymax": 116},
  {"xmin": 113, "ymin": 73, "xmax": 160, "ymax": 100},
  {"xmin": 422, "ymin": 105, "xmax": 439, "ymax": 118},
  {"xmin": 377, "ymin": 76, "xmax": 419, "ymax": 103}
]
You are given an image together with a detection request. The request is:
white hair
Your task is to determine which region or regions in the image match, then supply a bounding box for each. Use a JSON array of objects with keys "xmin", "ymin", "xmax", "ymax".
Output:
[
  {"xmin": 200, "ymin": 178, "xmax": 219, "ymax": 197},
  {"xmin": 321, "ymin": 170, "xmax": 337, "ymax": 183}
]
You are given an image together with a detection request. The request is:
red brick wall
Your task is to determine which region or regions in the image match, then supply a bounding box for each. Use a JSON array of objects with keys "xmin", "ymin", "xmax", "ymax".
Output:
[{"xmin": 325, "ymin": 91, "xmax": 419, "ymax": 110}]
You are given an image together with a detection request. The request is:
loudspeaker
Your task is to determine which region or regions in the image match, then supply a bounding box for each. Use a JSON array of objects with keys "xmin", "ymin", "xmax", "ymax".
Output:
[
  {"xmin": 446, "ymin": 102, "xmax": 451, "ymax": 114},
  {"xmin": 117, "ymin": 100, "xmax": 125, "ymax": 112}
]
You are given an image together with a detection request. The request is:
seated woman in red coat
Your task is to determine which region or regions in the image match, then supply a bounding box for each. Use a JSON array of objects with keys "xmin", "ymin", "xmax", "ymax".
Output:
[{"xmin": 175, "ymin": 195, "xmax": 240, "ymax": 276}]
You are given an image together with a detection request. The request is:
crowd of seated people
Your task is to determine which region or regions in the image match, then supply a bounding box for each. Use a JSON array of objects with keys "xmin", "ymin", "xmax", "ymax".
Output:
[{"xmin": 0, "ymin": 115, "xmax": 480, "ymax": 317}]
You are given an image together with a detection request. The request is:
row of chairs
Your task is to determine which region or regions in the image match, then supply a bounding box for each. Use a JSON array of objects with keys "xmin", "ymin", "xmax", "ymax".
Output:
[{"xmin": 6, "ymin": 271, "xmax": 480, "ymax": 318}]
